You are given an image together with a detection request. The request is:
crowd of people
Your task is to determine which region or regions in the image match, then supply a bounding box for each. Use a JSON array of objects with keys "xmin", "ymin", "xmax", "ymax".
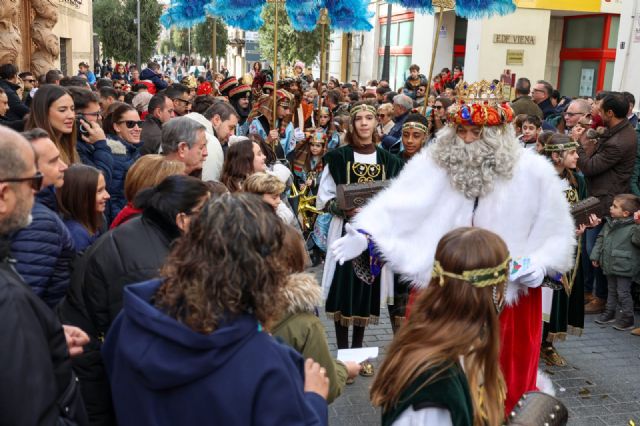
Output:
[{"xmin": 0, "ymin": 54, "xmax": 639, "ymax": 426}]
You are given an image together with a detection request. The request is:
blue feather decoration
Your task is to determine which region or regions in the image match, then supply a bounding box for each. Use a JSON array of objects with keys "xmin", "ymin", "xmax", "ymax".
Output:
[
  {"xmin": 386, "ymin": 0, "xmax": 515, "ymax": 18},
  {"xmin": 455, "ymin": 0, "xmax": 516, "ymax": 19},
  {"xmin": 326, "ymin": 0, "xmax": 373, "ymax": 31},
  {"xmin": 205, "ymin": 0, "xmax": 265, "ymax": 31},
  {"xmin": 161, "ymin": 0, "xmax": 209, "ymax": 28},
  {"xmin": 286, "ymin": 0, "xmax": 322, "ymax": 32}
]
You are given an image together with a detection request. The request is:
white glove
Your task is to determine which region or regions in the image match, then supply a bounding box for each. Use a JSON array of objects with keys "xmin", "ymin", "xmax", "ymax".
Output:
[
  {"xmin": 513, "ymin": 264, "xmax": 546, "ymax": 288},
  {"xmin": 293, "ymin": 128, "xmax": 305, "ymax": 141},
  {"xmin": 330, "ymin": 223, "xmax": 368, "ymax": 265}
]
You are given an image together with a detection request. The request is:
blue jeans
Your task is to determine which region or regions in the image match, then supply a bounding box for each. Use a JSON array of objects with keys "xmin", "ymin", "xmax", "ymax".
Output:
[{"xmin": 583, "ymin": 223, "xmax": 608, "ymax": 300}]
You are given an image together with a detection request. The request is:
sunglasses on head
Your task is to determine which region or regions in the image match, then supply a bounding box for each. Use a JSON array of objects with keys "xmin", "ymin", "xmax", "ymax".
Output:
[
  {"xmin": 0, "ymin": 171, "xmax": 43, "ymax": 191},
  {"xmin": 117, "ymin": 120, "xmax": 144, "ymax": 129}
]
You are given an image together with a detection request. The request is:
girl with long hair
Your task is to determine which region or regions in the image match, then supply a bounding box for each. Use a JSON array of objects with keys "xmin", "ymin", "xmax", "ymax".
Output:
[
  {"xmin": 25, "ymin": 84, "xmax": 78, "ymax": 165},
  {"xmin": 316, "ymin": 106, "xmax": 340, "ymax": 150},
  {"xmin": 317, "ymin": 101, "xmax": 403, "ymax": 368},
  {"xmin": 220, "ymin": 138, "xmax": 267, "ymax": 192},
  {"xmin": 371, "ymin": 227, "xmax": 508, "ymax": 426},
  {"xmin": 102, "ymin": 102, "xmax": 143, "ymax": 222},
  {"xmin": 57, "ymin": 164, "xmax": 110, "ymax": 252},
  {"xmin": 539, "ymin": 133, "xmax": 586, "ymax": 366},
  {"xmin": 102, "ymin": 193, "xmax": 329, "ymax": 425}
]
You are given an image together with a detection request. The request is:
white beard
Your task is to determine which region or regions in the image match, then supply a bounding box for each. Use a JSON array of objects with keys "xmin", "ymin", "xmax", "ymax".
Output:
[{"xmin": 430, "ymin": 125, "xmax": 520, "ymax": 199}]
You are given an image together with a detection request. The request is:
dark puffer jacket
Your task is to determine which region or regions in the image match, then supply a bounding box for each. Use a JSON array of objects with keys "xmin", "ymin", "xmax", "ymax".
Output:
[
  {"xmin": 105, "ymin": 135, "xmax": 141, "ymax": 224},
  {"xmin": 0, "ymin": 235, "xmax": 88, "ymax": 426},
  {"xmin": 76, "ymin": 136, "xmax": 114, "ymax": 188},
  {"xmin": 10, "ymin": 186, "xmax": 75, "ymax": 308}
]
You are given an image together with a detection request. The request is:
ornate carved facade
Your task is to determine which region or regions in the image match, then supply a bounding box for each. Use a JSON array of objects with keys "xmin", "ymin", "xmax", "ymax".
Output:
[{"xmin": 0, "ymin": 0, "xmax": 92, "ymax": 77}]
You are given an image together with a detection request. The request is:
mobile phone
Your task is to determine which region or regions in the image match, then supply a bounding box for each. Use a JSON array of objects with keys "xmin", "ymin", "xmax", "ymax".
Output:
[{"xmin": 76, "ymin": 114, "xmax": 89, "ymax": 135}]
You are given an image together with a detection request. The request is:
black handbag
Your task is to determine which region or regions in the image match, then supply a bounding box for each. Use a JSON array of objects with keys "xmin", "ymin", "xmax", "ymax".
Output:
[{"xmin": 506, "ymin": 391, "xmax": 568, "ymax": 426}]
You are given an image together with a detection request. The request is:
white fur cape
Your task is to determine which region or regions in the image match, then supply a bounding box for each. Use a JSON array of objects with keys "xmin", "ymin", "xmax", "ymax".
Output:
[{"xmin": 352, "ymin": 145, "xmax": 576, "ymax": 305}]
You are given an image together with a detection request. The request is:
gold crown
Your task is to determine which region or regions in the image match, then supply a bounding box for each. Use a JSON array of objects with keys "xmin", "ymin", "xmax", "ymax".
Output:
[{"xmin": 455, "ymin": 80, "xmax": 505, "ymax": 104}]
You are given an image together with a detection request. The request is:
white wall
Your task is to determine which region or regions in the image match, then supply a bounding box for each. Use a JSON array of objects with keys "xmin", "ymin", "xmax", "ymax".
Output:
[
  {"xmin": 328, "ymin": 32, "xmax": 343, "ymax": 80},
  {"xmin": 465, "ymin": 8, "xmax": 550, "ymax": 83},
  {"xmin": 611, "ymin": 0, "xmax": 640, "ymax": 100}
]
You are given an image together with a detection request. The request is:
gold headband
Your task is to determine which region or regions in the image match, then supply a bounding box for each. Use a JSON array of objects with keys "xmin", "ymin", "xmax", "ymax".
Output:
[
  {"xmin": 543, "ymin": 141, "xmax": 579, "ymax": 153},
  {"xmin": 402, "ymin": 122, "xmax": 428, "ymax": 134},
  {"xmin": 432, "ymin": 257, "xmax": 511, "ymax": 288},
  {"xmin": 319, "ymin": 106, "xmax": 330, "ymax": 116},
  {"xmin": 350, "ymin": 104, "xmax": 377, "ymax": 118}
]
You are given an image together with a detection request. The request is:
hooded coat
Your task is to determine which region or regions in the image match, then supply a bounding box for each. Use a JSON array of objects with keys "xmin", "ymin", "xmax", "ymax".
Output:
[
  {"xmin": 272, "ymin": 273, "xmax": 348, "ymax": 404},
  {"xmin": 102, "ymin": 279, "xmax": 328, "ymax": 426}
]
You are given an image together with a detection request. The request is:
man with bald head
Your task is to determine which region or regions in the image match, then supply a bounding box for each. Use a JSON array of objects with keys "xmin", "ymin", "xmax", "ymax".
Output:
[
  {"xmin": 563, "ymin": 98, "xmax": 591, "ymax": 138},
  {"xmin": 0, "ymin": 126, "xmax": 89, "ymax": 425}
]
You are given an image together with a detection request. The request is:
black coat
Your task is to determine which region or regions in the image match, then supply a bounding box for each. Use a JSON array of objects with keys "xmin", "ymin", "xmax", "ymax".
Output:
[
  {"xmin": 0, "ymin": 236, "xmax": 87, "ymax": 426},
  {"xmin": 56, "ymin": 208, "xmax": 180, "ymax": 425},
  {"xmin": 0, "ymin": 79, "xmax": 29, "ymax": 121}
]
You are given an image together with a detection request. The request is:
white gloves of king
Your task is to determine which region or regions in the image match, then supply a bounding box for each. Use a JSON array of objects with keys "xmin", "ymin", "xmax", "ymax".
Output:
[
  {"xmin": 331, "ymin": 227, "xmax": 547, "ymax": 288},
  {"xmin": 331, "ymin": 224, "xmax": 368, "ymax": 265}
]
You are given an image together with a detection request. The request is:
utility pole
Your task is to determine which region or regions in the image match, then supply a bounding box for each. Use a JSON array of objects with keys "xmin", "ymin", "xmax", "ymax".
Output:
[
  {"xmin": 380, "ymin": 2, "xmax": 392, "ymax": 82},
  {"xmin": 212, "ymin": 18, "xmax": 217, "ymax": 72},
  {"xmin": 136, "ymin": 0, "xmax": 141, "ymax": 68},
  {"xmin": 188, "ymin": 27, "xmax": 192, "ymax": 63}
]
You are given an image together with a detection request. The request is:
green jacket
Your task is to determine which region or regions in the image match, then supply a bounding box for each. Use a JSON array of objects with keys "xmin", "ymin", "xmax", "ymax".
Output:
[
  {"xmin": 631, "ymin": 124, "xmax": 640, "ymax": 197},
  {"xmin": 271, "ymin": 273, "xmax": 348, "ymax": 404},
  {"xmin": 591, "ymin": 217, "xmax": 640, "ymax": 279}
]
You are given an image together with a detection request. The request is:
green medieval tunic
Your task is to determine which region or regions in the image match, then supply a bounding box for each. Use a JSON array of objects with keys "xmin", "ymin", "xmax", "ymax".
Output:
[
  {"xmin": 322, "ymin": 144, "xmax": 403, "ymax": 327},
  {"xmin": 381, "ymin": 363, "xmax": 474, "ymax": 426},
  {"xmin": 545, "ymin": 173, "xmax": 587, "ymax": 342}
]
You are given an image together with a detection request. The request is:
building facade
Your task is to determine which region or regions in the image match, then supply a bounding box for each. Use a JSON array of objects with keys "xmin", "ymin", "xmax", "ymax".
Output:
[{"xmin": 328, "ymin": 0, "xmax": 623, "ymax": 98}]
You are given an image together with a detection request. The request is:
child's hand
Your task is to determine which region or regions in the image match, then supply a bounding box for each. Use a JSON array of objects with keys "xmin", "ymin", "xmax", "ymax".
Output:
[
  {"xmin": 592, "ymin": 260, "xmax": 600, "ymax": 268},
  {"xmin": 576, "ymin": 224, "xmax": 587, "ymax": 236},
  {"xmin": 634, "ymin": 210, "xmax": 640, "ymax": 225},
  {"xmin": 588, "ymin": 214, "xmax": 602, "ymax": 228}
]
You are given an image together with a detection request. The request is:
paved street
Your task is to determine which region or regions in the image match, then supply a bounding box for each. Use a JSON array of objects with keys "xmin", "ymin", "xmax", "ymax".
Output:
[{"xmin": 312, "ymin": 267, "xmax": 640, "ymax": 425}]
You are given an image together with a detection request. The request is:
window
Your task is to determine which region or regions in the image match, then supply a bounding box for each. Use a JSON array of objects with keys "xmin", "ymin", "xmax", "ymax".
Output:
[
  {"xmin": 558, "ymin": 14, "xmax": 617, "ymax": 96},
  {"xmin": 378, "ymin": 13, "xmax": 414, "ymax": 90},
  {"xmin": 563, "ymin": 16, "xmax": 604, "ymax": 49}
]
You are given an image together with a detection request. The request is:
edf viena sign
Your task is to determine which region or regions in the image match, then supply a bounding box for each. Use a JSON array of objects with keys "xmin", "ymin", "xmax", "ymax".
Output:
[{"xmin": 493, "ymin": 34, "xmax": 536, "ymax": 45}]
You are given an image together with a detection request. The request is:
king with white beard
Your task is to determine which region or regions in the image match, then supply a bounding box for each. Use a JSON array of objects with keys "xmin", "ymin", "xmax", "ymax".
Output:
[{"xmin": 331, "ymin": 82, "xmax": 576, "ymax": 414}]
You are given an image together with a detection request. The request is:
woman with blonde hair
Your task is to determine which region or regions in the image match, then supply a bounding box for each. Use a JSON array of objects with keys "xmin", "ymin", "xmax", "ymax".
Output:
[
  {"xmin": 376, "ymin": 103, "xmax": 394, "ymax": 138},
  {"xmin": 371, "ymin": 227, "xmax": 508, "ymax": 426},
  {"xmin": 110, "ymin": 154, "xmax": 185, "ymax": 228}
]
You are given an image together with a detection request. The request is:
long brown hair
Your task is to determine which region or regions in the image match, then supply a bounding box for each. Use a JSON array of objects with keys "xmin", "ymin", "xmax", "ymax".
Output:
[
  {"xmin": 220, "ymin": 139, "xmax": 256, "ymax": 192},
  {"xmin": 371, "ymin": 227, "xmax": 507, "ymax": 426},
  {"xmin": 25, "ymin": 84, "xmax": 79, "ymax": 165},
  {"xmin": 102, "ymin": 102, "xmax": 136, "ymax": 137},
  {"xmin": 57, "ymin": 164, "xmax": 103, "ymax": 234},
  {"xmin": 541, "ymin": 133, "xmax": 577, "ymax": 187},
  {"xmin": 154, "ymin": 193, "xmax": 288, "ymax": 333},
  {"xmin": 344, "ymin": 101, "xmax": 380, "ymax": 146}
]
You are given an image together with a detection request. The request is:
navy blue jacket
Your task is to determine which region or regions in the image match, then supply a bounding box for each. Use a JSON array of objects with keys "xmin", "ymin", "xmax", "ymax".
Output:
[
  {"xmin": 381, "ymin": 111, "xmax": 409, "ymax": 155},
  {"xmin": 140, "ymin": 68, "xmax": 168, "ymax": 92},
  {"xmin": 10, "ymin": 186, "xmax": 75, "ymax": 308},
  {"xmin": 103, "ymin": 279, "xmax": 328, "ymax": 426},
  {"xmin": 105, "ymin": 136, "xmax": 141, "ymax": 223},
  {"xmin": 76, "ymin": 137, "xmax": 114, "ymax": 188}
]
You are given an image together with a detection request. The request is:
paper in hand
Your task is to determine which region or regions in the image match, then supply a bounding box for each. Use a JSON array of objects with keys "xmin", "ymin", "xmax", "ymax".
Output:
[{"xmin": 337, "ymin": 347, "xmax": 379, "ymax": 364}]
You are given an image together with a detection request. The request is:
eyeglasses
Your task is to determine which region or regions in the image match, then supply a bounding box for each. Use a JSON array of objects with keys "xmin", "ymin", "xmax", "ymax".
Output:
[
  {"xmin": 172, "ymin": 98, "xmax": 192, "ymax": 106},
  {"xmin": 531, "ymin": 88, "xmax": 546, "ymax": 93},
  {"xmin": 82, "ymin": 111, "xmax": 103, "ymax": 118},
  {"xmin": 117, "ymin": 120, "xmax": 144, "ymax": 129},
  {"xmin": 377, "ymin": 114, "xmax": 386, "ymax": 118},
  {"xmin": 563, "ymin": 112, "xmax": 584, "ymax": 117},
  {"xmin": 0, "ymin": 171, "xmax": 43, "ymax": 191},
  {"xmin": 434, "ymin": 105, "xmax": 443, "ymax": 110}
]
